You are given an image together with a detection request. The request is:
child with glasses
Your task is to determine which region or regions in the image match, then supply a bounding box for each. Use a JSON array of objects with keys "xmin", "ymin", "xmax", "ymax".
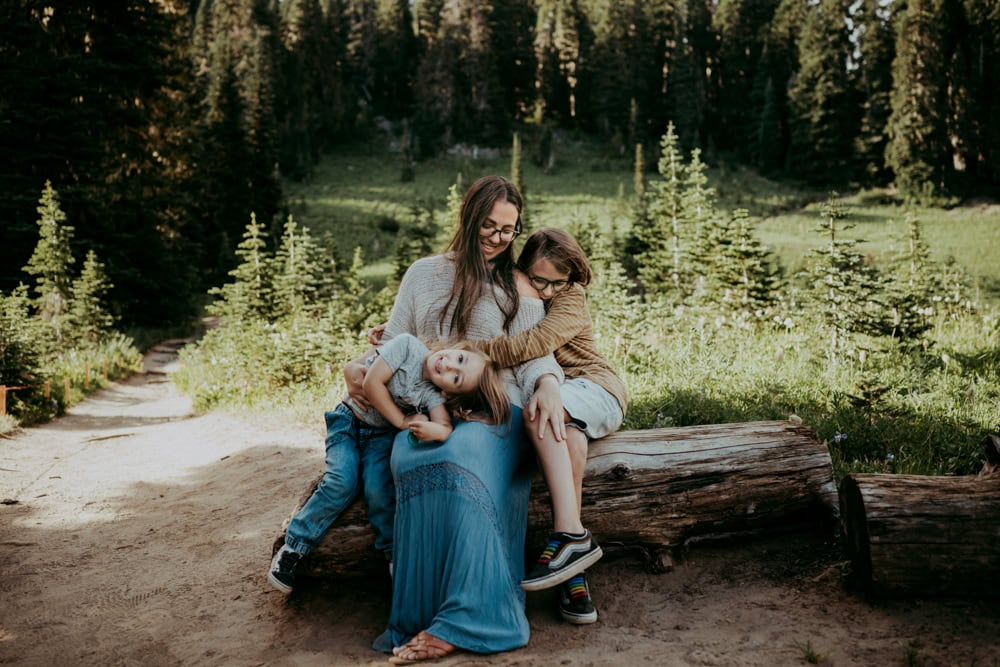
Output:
[
  {"xmin": 474, "ymin": 227, "xmax": 627, "ymax": 625},
  {"xmin": 268, "ymin": 333, "xmax": 509, "ymax": 594}
]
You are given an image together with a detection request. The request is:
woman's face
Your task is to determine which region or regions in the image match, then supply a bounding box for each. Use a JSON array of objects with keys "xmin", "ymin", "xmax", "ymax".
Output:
[
  {"xmin": 478, "ymin": 199, "xmax": 519, "ymax": 262},
  {"xmin": 525, "ymin": 257, "xmax": 571, "ymax": 300}
]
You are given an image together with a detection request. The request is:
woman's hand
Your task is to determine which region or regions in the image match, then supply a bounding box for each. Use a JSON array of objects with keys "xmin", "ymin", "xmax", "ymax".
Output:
[
  {"xmin": 344, "ymin": 359, "xmax": 371, "ymax": 410},
  {"xmin": 527, "ymin": 374, "xmax": 565, "ymax": 442},
  {"xmin": 367, "ymin": 323, "xmax": 387, "ymax": 346}
]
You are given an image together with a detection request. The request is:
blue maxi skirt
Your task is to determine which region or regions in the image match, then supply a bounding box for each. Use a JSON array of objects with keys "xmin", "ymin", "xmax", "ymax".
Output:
[{"xmin": 373, "ymin": 407, "xmax": 532, "ymax": 654}]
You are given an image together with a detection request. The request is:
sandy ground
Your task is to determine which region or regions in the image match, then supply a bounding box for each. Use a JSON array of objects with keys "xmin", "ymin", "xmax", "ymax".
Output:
[{"xmin": 2, "ymin": 342, "xmax": 999, "ymax": 667}]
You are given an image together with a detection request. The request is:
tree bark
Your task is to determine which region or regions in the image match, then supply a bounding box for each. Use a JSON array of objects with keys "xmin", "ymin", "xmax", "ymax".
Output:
[
  {"xmin": 839, "ymin": 473, "xmax": 1000, "ymax": 597},
  {"xmin": 276, "ymin": 420, "xmax": 838, "ymax": 579}
]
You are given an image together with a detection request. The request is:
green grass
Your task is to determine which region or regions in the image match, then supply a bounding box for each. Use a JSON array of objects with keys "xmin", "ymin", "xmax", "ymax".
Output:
[{"xmin": 176, "ymin": 136, "xmax": 1000, "ymax": 479}]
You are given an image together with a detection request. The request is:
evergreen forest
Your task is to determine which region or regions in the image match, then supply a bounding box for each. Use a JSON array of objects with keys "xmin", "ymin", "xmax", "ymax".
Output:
[{"xmin": 2, "ymin": 0, "xmax": 999, "ymax": 326}]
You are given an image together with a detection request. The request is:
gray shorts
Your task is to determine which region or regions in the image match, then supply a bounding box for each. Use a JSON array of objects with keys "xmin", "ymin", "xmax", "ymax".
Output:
[{"xmin": 561, "ymin": 377, "xmax": 624, "ymax": 440}]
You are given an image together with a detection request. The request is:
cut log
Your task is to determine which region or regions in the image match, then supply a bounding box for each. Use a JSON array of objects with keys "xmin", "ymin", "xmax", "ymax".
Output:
[
  {"xmin": 275, "ymin": 420, "xmax": 838, "ymax": 579},
  {"xmin": 839, "ymin": 473, "xmax": 1000, "ymax": 597}
]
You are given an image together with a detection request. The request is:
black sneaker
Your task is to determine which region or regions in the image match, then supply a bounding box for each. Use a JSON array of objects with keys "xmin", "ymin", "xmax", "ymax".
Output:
[
  {"xmin": 521, "ymin": 529, "xmax": 603, "ymax": 591},
  {"xmin": 559, "ymin": 573, "xmax": 598, "ymax": 624},
  {"xmin": 268, "ymin": 545, "xmax": 302, "ymax": 593}
]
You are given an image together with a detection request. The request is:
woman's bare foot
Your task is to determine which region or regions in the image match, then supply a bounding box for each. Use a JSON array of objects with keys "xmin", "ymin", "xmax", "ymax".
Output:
[{"xmin": 388, "ymin": 631, "xmax": 456, "ymax": 664}]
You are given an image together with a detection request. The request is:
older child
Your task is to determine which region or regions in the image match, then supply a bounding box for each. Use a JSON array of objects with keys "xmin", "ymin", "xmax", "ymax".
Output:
[
  {"xmin": 474, "ymin": 228, "xmax": 627, "ymax": 625},
  {"xmin": 268, "ymin": 332, "xmax": 509, "ymax": 593}
]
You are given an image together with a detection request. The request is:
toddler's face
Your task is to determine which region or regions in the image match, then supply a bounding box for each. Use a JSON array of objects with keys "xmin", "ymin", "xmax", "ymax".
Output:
[{"xmin": 425, "ymin": 349, "xmax": 486, "ymax": 394}]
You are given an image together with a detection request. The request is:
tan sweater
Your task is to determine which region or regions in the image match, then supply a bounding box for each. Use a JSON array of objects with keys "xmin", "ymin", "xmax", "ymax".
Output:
[{"xmin": 474, "ymin": 283, "xmax": 628, "ymax": 417}]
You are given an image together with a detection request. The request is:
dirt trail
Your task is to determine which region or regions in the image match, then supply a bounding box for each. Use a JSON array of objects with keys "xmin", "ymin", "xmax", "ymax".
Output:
[{"xmin": 1, "ymin": 342, "xmax": 998, "ymax": 667}]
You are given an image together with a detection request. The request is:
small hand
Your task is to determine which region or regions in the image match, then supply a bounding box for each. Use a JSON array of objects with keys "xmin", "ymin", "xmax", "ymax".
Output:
[
  {"xmin": 526, "ymin": 375, "xmax": 565, "ymax": 442},
  {"xmin": 344, "ymin": 360, "xmax": 370, "ymax": 410},
  {"xmin": 367, "ymin": 323, "xmax": 387, "ymax": 346},
  {"xmin": 403, "ymin": 413, "xmax": 429, "ymax": 426},
  {"xmin": 409, "ymin": 421, "xmax": 450, "ymax": 443}
]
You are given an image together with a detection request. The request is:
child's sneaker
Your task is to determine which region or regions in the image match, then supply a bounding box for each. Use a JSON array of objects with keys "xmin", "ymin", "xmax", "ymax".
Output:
[
  {"xmin": 521, "ymin": 529, "xmax": 603, "ymax": 591},
  {"xmin": 559, "ymin": 573, "xmax": 598, "ymax": 624},
  {"xmin": 268, "ymin": 544, "xmax": 303, "ymax": 593}
]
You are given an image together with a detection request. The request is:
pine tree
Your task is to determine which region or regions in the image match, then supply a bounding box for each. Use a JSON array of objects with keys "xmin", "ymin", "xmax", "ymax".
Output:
[
  {"xmin": 666, "ymin": 0, "xmax": 713, "ymax": 152},
  {"xmin": 786, "ymin": 0, "xmax": 857, "ymax": 183},
  {"xmin": 882, "ymin": 212, "xmax": 937, "ymax": 342},
  {"xmin": 633, "ymin": 123, "xmax": 685, "ymax": 296},
  {"xmin": 534, "ymin": 0, "xmax": 586, "ymax": 124},
  {"xmin": 23, "ymin": 182, "xmax": 75, "ymax": 341},
  {"xmin": 490, "ymin": 0, "xmax": 537, "ymax": 123},
  {"xmin": 711, "ymin": 0, "xmax": 781, "ymax": 158},
  {"xmin": 853, "ymin": 0, "xmax": 897, "ymax": 185},
  {"xmin": 805, "ymin": 195, "xmax": 887, "ymax": 358},
  {"xmin": 0, "ymin": 286, "xmax": 45, "ymax": 386},
  {"xmin": 372, "ymin": 0, "xmax": 418, "ymax": 119},
  {"xmin": 585, "ymin": 232, "xmax": 646, "ymax": 359},
  {"xmin": 68, "ymin": 250, "xmax": 117, "ymax": 344},
  {"xmin": 1, "ymin": 1, "xmax": 198, "ymax": 327},
  {"xmin": 206, "ymin": 213, "xmax": 274, "ymax": 323},
  {"xmin": 271, "ymin": 215, "xmax": 326, "ymax": 318},
  {"xmin": 885, "ymin": 0, "xmax": 951, "ymax": 202},
  {"xmin": 711, "ymin": 209, "xmax": 780, "ymax": 317},
  {"xmin": 751, "ymin": 0, "xmax": 804, "ymax": 173},
  {"xmin": 681, "ymin": 148, "xmax": 721, "ymax": 298}
]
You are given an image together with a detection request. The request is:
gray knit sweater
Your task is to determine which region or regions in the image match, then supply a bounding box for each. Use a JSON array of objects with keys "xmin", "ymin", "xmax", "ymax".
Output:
[{"xmin": 382, "ymin": 254, "xmax": 564, "ymax": 408}]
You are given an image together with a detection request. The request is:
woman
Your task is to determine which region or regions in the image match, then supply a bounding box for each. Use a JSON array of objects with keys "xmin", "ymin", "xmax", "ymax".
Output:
[{"xmin": 346, "ymin": 176, "xmax": 566, "ymax": 663}]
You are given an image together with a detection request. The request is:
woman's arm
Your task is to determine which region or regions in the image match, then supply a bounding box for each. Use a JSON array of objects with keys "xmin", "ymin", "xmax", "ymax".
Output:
[
  {"xmin": 343, "ymin": 350, "xmax": 376, "ymax": 409},
  {"xmin": 408, "ymin": 404, "xmax": 453, "ymax": 442},
  {"xmin": 362, "ymin": 357, "xmax": 408, "ymax": 430},
  {"xmin": 474, "ymin": 286, "xmax": 588, "ymax": 368},
  {"xmin": 382, "ymin": 258, "xmax": 429, "ymax": 342}
]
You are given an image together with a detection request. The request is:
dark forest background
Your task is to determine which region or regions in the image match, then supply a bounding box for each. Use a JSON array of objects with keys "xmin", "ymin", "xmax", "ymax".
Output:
[{"xmin": 2, "ymin": 0, "xmax": 998, "ymax": 328}]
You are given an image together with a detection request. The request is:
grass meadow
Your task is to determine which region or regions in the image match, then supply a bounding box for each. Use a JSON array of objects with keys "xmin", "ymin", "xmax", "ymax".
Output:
[{"xmin": 216, "ymin": 134, "xmax": 1000, "ymax": 480}]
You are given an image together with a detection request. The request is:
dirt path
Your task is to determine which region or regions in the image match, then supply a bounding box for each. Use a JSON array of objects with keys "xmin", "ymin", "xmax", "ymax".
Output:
[{"xmin": 1, "ymin": 342, "xmax": 998, "ymax": 667}]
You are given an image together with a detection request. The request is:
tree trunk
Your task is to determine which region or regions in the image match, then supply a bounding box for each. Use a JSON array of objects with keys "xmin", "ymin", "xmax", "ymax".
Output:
[
  {"xmin": 839, "ymin": 473, "xmax": 1000, "ymax": 597},
  {"xmin": 276, "ymin": 420, "xmax": 838, "ymax": 579}
]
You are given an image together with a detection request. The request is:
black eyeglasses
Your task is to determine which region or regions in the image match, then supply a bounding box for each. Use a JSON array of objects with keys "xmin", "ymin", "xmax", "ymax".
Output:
[
  {"xmin": 480, "ymin": 221, "xmax": 519, "ymax": 242},
  {"xmin": 527, "ymin": 274, "xmax": 570, "ymax": 293}
]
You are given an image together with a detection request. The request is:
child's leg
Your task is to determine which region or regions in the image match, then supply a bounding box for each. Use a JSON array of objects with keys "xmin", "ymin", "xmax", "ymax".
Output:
[
  {"xmin": 358, "ymin": 425, "xmax": 396, "ymax": 559},
  {"xmin": 565, "ymin": 427, "xmax": 588, "ymax": 515},
  {"xmin": 284, "ymin": 404, "xmax": 362, "ymax": 554},
  {"xmin": 527, "ymin": 411, "xmax": 583, "ymax": 534}
]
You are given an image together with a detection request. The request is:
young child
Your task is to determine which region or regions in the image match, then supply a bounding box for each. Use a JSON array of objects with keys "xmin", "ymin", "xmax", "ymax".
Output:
[
  {"xmin": 268, "ymin": 332, "xmax": 509, "ymax": 593},
  {"xmin": 474, "ymin": 227, "xmax": 627, "ymax": 625}
]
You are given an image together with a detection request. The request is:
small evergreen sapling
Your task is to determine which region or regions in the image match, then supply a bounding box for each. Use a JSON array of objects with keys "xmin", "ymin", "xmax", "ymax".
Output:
[
  {"xmin": 23, "ymin": 181, "xmax": 76, "ymax": 343},
  {"xmin": 805, "ymin": 195, "xmax": 887, "ymax": 358},
  {"xmin": 207, "ymin": 213, "xmax": 273, "ymax": 324},
  {"xmin": 69, "ymin": 250, "xmax": 117, "ymax": 345}
]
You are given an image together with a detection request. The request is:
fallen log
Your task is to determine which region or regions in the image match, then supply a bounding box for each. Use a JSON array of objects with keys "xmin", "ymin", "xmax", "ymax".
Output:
[
  {"xmin": 839, "ymin": 473, "xmax": 1000, "ymax": 597},
  {"xmin": 275, "ymin": 420, "xmax": 838, "ymax": 579}
]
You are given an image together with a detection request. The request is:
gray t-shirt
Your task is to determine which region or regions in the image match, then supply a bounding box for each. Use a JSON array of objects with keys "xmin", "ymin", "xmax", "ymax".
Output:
[{"xmin": 344, "ymin": 333, "xmax": 445, "ymax": 429}]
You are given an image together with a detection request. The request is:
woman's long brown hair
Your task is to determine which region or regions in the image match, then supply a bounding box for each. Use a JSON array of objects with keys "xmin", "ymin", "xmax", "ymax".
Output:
[{"xmin": 442, "ymin": 175, "xmax": 522, "ymax": 337}]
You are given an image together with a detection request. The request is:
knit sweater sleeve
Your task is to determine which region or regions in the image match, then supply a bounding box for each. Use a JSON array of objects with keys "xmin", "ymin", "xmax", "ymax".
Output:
[
  {"xmin": 502, "ymin": 297, "xmax": 565, "ymax": 404},
  {"xmin": 382, "ymin": 255, "xmax": 563, "ymax": 407},
  {"xmin": 474, "ymin": 285, "xmax": 587, "ymax": 368}
]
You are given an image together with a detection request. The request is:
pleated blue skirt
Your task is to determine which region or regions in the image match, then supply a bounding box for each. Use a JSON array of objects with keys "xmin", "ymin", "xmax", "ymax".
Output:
[{"xmin": 373, "ymin": 407, "xmax": 532, "ymax": 654}]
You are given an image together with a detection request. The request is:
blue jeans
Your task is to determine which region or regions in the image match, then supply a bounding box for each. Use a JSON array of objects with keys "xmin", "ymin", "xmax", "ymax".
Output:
[{"xmin": 284, "ymin": 403, "xmax": 397, "ymax": 557}]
